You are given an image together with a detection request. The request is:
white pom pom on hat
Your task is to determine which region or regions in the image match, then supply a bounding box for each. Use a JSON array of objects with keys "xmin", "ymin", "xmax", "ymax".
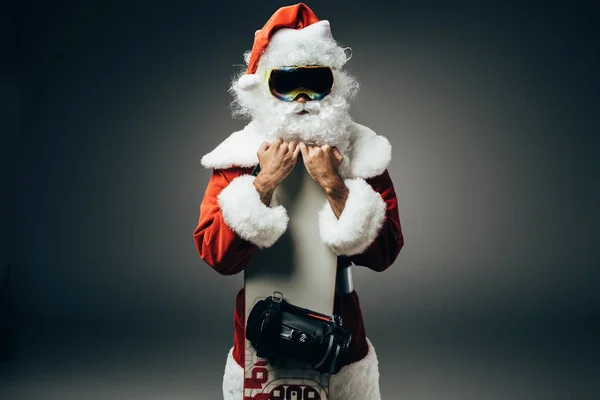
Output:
[{"xmin": 236, "ymin": 74, "xmax": 262, "ymax": 90}]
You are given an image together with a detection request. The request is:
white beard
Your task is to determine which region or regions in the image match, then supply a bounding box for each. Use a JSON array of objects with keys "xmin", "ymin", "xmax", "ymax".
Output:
[
  {"xmin": 231, "ymin": 70, "xmax": 359, "ymax": 155},
  {"xmin": 252, "ymin": 97, "xmax": 353, "ymax": 153}
]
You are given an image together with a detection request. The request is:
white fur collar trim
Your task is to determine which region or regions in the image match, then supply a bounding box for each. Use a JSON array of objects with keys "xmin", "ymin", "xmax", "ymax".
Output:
[
  {"xmin": 200, "ymin": 122, "xmax": 392, "ymax": 180},
  {"xmin": 200, "ymin": 123, "xmax": 265, "ymax": 169}
]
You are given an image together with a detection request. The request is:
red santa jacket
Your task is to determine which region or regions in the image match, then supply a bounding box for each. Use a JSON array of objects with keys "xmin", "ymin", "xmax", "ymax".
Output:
[{"xmin": 193, "ymin": 122, "xmax": 404, "ymax": 367}]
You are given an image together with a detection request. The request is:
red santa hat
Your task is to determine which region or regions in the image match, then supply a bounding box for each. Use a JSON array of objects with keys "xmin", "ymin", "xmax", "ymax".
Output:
[{"xmin": 236, "ymin": 3, "xmax": 335, "ymax": 90}]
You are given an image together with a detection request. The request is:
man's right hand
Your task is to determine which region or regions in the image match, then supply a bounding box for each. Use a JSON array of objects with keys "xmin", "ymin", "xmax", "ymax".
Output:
[{"xmin": 253, "ymin": 138, "xmax": 301, "ymax": 206}]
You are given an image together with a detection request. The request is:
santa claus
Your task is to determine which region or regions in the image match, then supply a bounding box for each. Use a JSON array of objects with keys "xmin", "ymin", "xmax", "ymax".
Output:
[{"xmin": 193, "ymin": 3, "xmax": 404, "ymax": 399}]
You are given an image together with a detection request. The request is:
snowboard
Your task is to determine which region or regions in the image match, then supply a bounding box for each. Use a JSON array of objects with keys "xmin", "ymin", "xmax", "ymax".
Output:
[{"xmin": 243, "ymin": 160, "xmax": 338, "ymax": 400}]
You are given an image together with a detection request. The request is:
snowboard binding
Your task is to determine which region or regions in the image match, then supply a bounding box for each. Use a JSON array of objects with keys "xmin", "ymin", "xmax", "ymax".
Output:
[{"xmin": 246, "ymin": 291, "xmax": 351, "ymax": 374}]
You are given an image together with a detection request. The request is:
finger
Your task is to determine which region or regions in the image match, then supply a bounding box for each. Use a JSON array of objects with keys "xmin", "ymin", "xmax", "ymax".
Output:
[
  {"xmin": 258, "ymin": 141, "xmax": 269, "ymax": 154},
  {"xmin": 288, "ymin": 141, "xmax": 297, "ymax": 152},
  {"xmin": 279, "ymin": 141, "xmax": 290, "ymax": 155},
  {"xmin": 322, "ymin": 144, "xmax": 331, "ymax": 153},
  {"xmin": 267, "ymin": 138, "xmax": 281, "ymax": 152},
  {"xmin": 292, "ymin": 143, "xmax": 302, "ymax": 160},
  {"xmin": 298, "ymin": 142, "xmax": 309, "ymax": 159},
  {"xmin": 332, "ymin": 147, "xmax": 343, "ymax": 162}
]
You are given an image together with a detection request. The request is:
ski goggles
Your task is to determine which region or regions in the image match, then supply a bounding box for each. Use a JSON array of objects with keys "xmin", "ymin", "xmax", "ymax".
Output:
[{"xmin": 267, "ymin": 66, "xmax": 334, "ymax": 102}]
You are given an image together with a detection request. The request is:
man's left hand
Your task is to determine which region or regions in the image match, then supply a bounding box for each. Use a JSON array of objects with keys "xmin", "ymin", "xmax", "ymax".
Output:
[
  {"xmin": 298, "ymin": 143, "xmax": 349, "ymax": 218},
  {"xmin": 298, "ymin": 142, "xmax": 344, "ymax": 191}
]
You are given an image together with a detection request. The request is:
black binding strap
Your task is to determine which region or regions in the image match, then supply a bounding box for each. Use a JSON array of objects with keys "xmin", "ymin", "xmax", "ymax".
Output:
[
  {"xmin": 254, "ymin": 291, "xmax": 283, "ymax": 358},
  {"xmin": 246, "ymin": 291, "xmax": 351, "ymax": 374}
]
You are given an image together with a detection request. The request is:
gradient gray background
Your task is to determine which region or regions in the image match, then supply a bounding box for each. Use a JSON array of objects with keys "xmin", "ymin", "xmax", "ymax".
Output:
[{"xmin": 2, "ymin": 0, "xmax": 599, "ymax": 399}]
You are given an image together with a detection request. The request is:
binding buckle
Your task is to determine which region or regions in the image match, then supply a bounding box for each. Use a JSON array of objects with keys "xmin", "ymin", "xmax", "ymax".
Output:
[{"xmin": 272, "ymin": 291, "xmax": 283, "ymax": 303}]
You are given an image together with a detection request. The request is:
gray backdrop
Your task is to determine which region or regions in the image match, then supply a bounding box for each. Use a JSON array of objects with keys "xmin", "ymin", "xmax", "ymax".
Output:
[{"xmin": 2, "ymin": 0, "xmax": 599, "ymax": 399}]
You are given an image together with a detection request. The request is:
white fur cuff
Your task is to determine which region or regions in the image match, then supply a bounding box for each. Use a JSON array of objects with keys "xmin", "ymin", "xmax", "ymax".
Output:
[
  {"xmin": 319, "ymin": 178, "xmax": 386, "ymax": 256},
  {"xmin": 217, "ymin": 174, "xmax": 289, "ymax": 248}
]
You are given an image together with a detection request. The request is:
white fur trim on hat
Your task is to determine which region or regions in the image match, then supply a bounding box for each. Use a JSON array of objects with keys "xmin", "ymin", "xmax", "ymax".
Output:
[
  {"xmin": 318, "ymin": 178, "xmax": 387, "ymax": 256},
  {"xmin": 256, "ymin": 20, "xmax": 348, "ymax": 71},
  {"xmin": 269, "ymin": 20, "xmax": 333, "ymax": 48},
  {"xmin": 221, "ymin": 338, "xmax": 381, "ymax": 400},
  {"xmin": 217, "ymin": 174, "xmax": 289, "ymax": 248}
]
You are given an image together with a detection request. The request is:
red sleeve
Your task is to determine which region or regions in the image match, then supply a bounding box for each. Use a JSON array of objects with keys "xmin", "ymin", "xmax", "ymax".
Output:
[
  {"xmin": 346, "ymin": 169, "xmax": 404, "ymax": 272},
  {"xmin": 193, "ymin": 167, "xmax": 257, "ymax": 275}
]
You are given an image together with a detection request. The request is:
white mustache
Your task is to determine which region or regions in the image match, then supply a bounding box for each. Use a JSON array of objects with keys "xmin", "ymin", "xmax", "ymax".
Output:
[{"xmin": 284, "ymin": 101, "xmax": 322, "ymax": 115}]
